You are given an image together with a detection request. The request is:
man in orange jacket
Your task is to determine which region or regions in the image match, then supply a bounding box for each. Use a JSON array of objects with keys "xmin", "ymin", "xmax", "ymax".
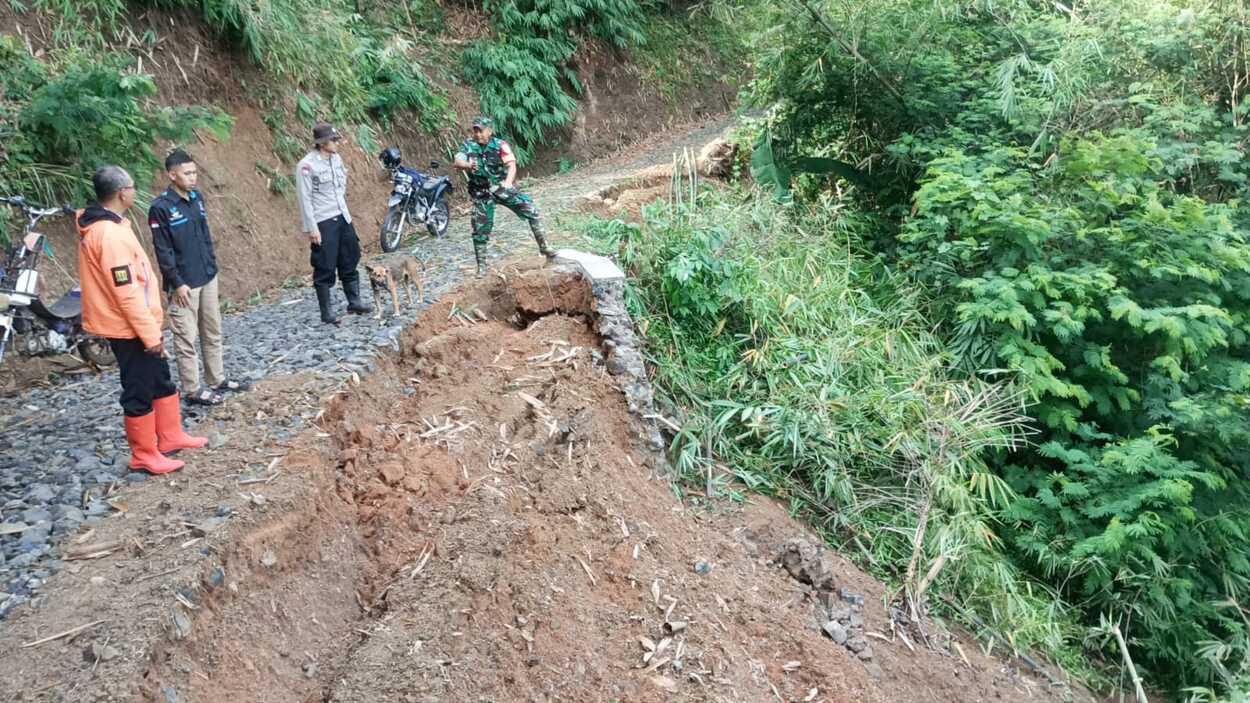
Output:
[{"xmin": 78, "ymin": 165, "xmax": 207, "ymax": 475}]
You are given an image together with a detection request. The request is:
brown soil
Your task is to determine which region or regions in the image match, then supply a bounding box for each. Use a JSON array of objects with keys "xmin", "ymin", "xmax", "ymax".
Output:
[{"xmin": 0, "ymin": 262, "xmax": 1090, "ymax": 703}]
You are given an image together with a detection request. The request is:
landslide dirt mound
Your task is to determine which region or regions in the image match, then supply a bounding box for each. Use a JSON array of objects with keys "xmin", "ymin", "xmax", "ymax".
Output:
[{"xmin": 0, "ymin": 262, "xmax": 1088, "ymax": 702}]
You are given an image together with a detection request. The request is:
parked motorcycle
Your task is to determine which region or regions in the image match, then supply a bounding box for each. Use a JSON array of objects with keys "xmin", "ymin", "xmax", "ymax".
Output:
[
  {"xmin": 0, "ymin": 196, "xmax": 114, "ymax": 366},
  {"xmin": 378, "ymin": 147, "xmax": 453, "ymax": 253}
]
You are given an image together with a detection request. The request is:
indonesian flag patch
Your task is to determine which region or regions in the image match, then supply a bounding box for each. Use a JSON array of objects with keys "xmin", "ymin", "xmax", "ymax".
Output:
[{"xmin": 111, "ymin": 265, "xmax": 132, "ymax": 287}]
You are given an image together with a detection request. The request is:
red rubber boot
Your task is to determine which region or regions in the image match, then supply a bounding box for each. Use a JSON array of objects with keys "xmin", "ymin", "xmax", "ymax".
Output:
[
  {"xmin": 154, "ymin": 394, "xmax": 208, "ymax": 455},
  {"xmin": 124, "ymin": 413, "xmax": 184, "ymax": 475}
]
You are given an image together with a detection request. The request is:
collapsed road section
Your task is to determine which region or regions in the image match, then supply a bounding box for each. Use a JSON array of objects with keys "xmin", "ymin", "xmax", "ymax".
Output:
[{"xmin": 0, "ymin": 259, "xmax": 1083, "ymax": 703}]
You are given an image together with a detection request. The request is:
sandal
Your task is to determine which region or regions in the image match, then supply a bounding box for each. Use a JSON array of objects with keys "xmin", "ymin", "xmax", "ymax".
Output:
[
  {"xmin": 216, "ymin": 379, "xmax": 251, "ymax": 393},
  {"xmin": 185, "ymin": 388, "xmax": 225, "ymax": 406}
]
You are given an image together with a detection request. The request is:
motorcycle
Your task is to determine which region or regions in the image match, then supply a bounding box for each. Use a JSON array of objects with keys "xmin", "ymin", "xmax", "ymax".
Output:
[
  {"xmin": 378, "ymin": 147, "xmax": 453, "ymax": 253},
  {"xmin": 0, "ymin": 196, "xmax": 115, "ymax": 366}
]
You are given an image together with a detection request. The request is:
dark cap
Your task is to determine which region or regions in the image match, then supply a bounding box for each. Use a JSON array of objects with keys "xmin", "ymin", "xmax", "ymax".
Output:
[
  {"xmin": 471, "ymin": 116, "xmax": 494, "ymax": 130},
  {"xmin": 313, "ymin": 123, "xmax": 341, "ymax": 146}
]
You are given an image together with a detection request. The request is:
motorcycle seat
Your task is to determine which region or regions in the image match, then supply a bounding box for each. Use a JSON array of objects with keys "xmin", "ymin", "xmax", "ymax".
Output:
[
  {"xmin": 31, "ymin": 289, "xmax": 81, "ymax": 321},
  {"xmin": 422, "ymin": 176, "xmax": 448, "ymax": 191}
]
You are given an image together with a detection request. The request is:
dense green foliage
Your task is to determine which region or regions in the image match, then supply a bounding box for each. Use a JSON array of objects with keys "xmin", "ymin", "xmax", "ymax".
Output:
[
  {"xmin": 0, "ymin": 35, "xmax": 229, "ymax": 239},
  {"xmin": 736, "ymin": 0, "xmax": 1250, "ymax": 693},
  {"xmin": 463, "ymin": 0, "xmax": 650, "ymax": 164},
  {"xmin": 576, "ymin": 184, "xmax": 1093, "ymax": 679}
]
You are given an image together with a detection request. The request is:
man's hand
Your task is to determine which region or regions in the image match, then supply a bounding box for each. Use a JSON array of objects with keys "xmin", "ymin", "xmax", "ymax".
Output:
[
  {"xmin": 144, "ymin": 343, "xmax": 165, "ymax": 358},
  {"xmin": 454, "ymin": 157, "xmax": 476, "ymax": 172},
  {"xmin": 500, "ymin": 180, "xmax": 514, "ymax": 190},
  {"xmin": 174, "ymin": 284, "xmax": 192, "ymax": 308},
  {"xmin": 307, "ymin": 230, "xmax": 321, "ymax": 246}
]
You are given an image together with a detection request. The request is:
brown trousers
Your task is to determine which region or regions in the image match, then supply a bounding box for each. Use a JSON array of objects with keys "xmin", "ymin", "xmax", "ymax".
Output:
[{"xmin": 168, "ymin": 276, "xmax": 223, "ymax": 392}]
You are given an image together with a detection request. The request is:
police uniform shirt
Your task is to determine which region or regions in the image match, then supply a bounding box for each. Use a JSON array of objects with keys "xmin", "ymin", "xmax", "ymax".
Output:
[
  {"xmin": 148, "ymin": 187, "xmax": 218, "ymax": 292},
  {"xmin": 295, "ymin": 151, "xmax": 351, "ymax": 233}
]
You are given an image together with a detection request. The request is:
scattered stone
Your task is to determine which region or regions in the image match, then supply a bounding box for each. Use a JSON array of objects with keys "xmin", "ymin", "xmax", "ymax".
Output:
[
  {"xmin": 260, "ymin": 549, "xmax": 278, "ymax": 568},
  {"xmin": 207, "ymin": 433, "xmax": 227, "ymax": 450},
  {"xmin": 191, "ymin": 516, "xmax": 227, "ymax": 537},
  {"xmin": 205, "ymin": 566, "xmax": 226, "ymax": 591},
  {"xmin": 171, "ymin": 610, "xmax": 193, "ymax": 640},
  {"xmin": 302, "ymin": 661, "xmax": 319, "ymax": 679},
  {"xmin": 821, "ymin": 621, "xmax": 848, "ymax": 645},
  {"xmin": 83, "ymin": 641, "xmax": 120, "ymax": 663},
  {"xmin": 777, "ymin": 538, "xmax": 834, "ymax": 591},
  {"xmin": 160, "ymin": 684, "xmax": 180, "ymax": 703},
  {"xmin": 839, "ymin": 587, "xmax": 865, "ymax": 608},
  {"xmin": 846, "ymin": 636, "xmax": 869, "ymax": 654},
  {"xmin": 693, "ymin": 561, "xmax": 711, "ymax": 576}
]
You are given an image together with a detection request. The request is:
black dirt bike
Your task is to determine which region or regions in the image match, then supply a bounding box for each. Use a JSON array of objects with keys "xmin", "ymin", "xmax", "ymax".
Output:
[
  {"xmin": 0, "ymin": 196, "xmax": 115, "ymax": 366},
  {"xmin": 378, "ymin": 147, "xmax": 453, "ymax": 253}
]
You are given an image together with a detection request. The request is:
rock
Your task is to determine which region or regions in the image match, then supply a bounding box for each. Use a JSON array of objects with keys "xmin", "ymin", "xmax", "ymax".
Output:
[
  {"xmin": 827, "ymin": 604, "xmax": 852, "ymax": 623},
  {"xmin": 846, "ymin": 636, "xmax": 869, "ymax": 654},
  {"xmin": 50, "ymin": 504, "xmax": 81, "ymax": 520},
  {"xmin": 83, "ymin": 641, "xmax": 120, "ymax": 663},
  {"xmin": 25, "ymin": 484, "xmax": 55, "ymax": 503},
  {"xmin": 171, "ymin": 609, "xmax": 193, "ymax": 640},
  {"xmin": 21, "ymin": 507, "xmax": 52, "ymax": 525},
  {"xmin": 191, "ymin": 516, "xmax": 227, "ymax": 537},
  {"xmin": 302, "ymin": 661, "xmax": 318, "ymax": 678},
  {"xmin": 693, "ymin": 561, "xmax": 711, "ymax": 576},
  {"xmin": 260, "ymin": 549, "xmax": 278, "ymax": 568},
  {"xmin": 839, "ymin": 587, "xmax": 865, "ymax": 608},
  {"xmin": 18, "ymin": 523, "xmax": 50, "ymax": 546},
  {"xmin": 821, "ymin": 621, "xmax": 848, "ymax": 645},
  {"xmin": 205, "ymin": 566, "xmax": 226, "ymax": 591},
  {"xmin": 777, "ymin": 538, "xmax": 835, "ymax": 592},
  {"xmin": 207, "ymin": 433, "xmax": 227, "ymax": 450},
  {"xmin": 856, "ymin": 645, "xmax": 874, "ymax": 661},
  {"xmin": 85, "ymin": 500, "xmax": 111, "ymax": 516},
  {"xmin": 377, "ymin": 461, "xmax": 405, "ymax": 486},
  {"xmin": 160, "ymin": 684, "xmax": 180, "ymax": 703}
]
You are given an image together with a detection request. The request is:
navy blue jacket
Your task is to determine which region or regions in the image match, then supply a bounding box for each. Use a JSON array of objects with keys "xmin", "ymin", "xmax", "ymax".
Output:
[{"xmin": 148, "ymin": 187, "xmax": 218, "ymax": 292}]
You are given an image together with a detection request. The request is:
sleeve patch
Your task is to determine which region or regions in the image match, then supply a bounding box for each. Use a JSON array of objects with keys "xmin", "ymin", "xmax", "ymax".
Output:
[
  {"xmin": 111, "ymin": 265, "xmax": 132, "ymax": 287},
  {"xmin": 300, "ymin": 164, "xmax": 312, "ymax": 175}
]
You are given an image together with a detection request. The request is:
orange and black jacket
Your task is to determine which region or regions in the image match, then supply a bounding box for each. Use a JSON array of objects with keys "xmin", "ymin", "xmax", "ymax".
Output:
[{"xmin": 76, "ymin": 205, "xmax": 163, "ymax": 348}]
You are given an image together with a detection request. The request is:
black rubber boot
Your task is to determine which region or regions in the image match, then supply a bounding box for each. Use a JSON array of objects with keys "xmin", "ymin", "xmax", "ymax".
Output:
[
  {"xmin": 343, "ymin": 276, "xmax": 371, "ymax": 315},
  {"xmin": 315, "ymin": 285, "xmax": 339, "ymax": 326},
  {"xmin": 473, "ymin": 240, "xmax": 488, "ymax": 278},
  {"xmin": 531, "ymin": 220, "xmax": 555, "ymax": 259}
]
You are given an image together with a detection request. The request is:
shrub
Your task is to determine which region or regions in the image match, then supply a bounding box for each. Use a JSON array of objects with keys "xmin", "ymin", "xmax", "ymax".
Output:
[{"xmin": 463, "ymin": 0, "xmax": 651, "ymax": 164}]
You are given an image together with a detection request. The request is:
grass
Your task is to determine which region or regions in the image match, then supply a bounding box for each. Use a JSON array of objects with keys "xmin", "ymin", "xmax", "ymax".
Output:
[{"xmin": 572, "ymin": 180, "xmax": 1103, "ymax": 690}]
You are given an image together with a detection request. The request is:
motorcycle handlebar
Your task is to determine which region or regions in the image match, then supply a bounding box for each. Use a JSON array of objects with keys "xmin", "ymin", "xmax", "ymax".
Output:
[{"xmin": 0, "ymin": 196, "xmax": 72, "ymax": 219}]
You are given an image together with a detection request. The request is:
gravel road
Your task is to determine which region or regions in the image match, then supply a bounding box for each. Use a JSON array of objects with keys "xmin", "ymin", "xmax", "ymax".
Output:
[{"xmin": 0, "ymin": 118, "xmax": 733, "ymax": 618}]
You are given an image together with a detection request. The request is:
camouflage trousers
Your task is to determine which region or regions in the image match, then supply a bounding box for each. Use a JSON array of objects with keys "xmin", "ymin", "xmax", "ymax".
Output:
[{"xmin": 470, "ymin": 187, "xmax": 545, "ymax": 245}]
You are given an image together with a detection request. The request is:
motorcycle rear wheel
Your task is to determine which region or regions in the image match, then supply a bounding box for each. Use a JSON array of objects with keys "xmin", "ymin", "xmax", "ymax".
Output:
[
  {"xmin": 426, "ymin": 200, "xmax": 450, "ymax": 239},
  {"xmin": 79, "ymin": 337, "xmax": 115, "ymax": 367},
  {"xmin": 381, "ymin": 205, "xmax": 407, "ymax": 253}
]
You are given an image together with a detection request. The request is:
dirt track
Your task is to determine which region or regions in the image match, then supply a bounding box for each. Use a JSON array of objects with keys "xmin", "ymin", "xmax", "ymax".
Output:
[{"xmin": 0, "ymin": 262, "xmax": 1088, "ymax": 702}]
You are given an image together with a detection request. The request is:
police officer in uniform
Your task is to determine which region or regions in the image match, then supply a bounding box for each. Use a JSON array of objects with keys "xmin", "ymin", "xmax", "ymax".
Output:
[
  {"xmin": 453, "ymin": 117, "xmax": 554, "ymax": 277},
  {"xmin": 296, "ymin": 123, "xmax": 370, "ymax": 325}
]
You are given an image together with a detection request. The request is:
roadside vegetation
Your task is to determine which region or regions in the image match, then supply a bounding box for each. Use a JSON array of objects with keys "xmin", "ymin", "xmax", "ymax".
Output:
[
  {"xmin": 0, "ymin": 0, "xmax": 737, "ymax": 240},
  {"xmin": 574, "ymin": 0, "xmax": 1250, "ymax": 699}
]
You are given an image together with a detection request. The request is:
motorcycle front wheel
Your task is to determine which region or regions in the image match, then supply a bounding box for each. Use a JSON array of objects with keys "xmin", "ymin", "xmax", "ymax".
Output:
[
  {"xmin": 79, "ymin": 337, "xmax": 115, "ymax": 367},
  {"xmin": 380, "ymin": 205, "xmax": 408, "ymax": 253},
  {"xmin": 426, "ymin": 199, "xmax": 450, "ymax": 239}
]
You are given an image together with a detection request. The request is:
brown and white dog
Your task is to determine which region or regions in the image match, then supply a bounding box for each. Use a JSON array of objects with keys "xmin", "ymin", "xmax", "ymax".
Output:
[{"xmin": 367, "ymin": 257, "xmax": 424, "ymax": 319}]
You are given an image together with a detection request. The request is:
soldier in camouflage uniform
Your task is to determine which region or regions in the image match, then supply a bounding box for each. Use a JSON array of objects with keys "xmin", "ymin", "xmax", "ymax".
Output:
[{"xmin": 453, "ymin": 117, "xmax": 554, "ymax": 276}]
